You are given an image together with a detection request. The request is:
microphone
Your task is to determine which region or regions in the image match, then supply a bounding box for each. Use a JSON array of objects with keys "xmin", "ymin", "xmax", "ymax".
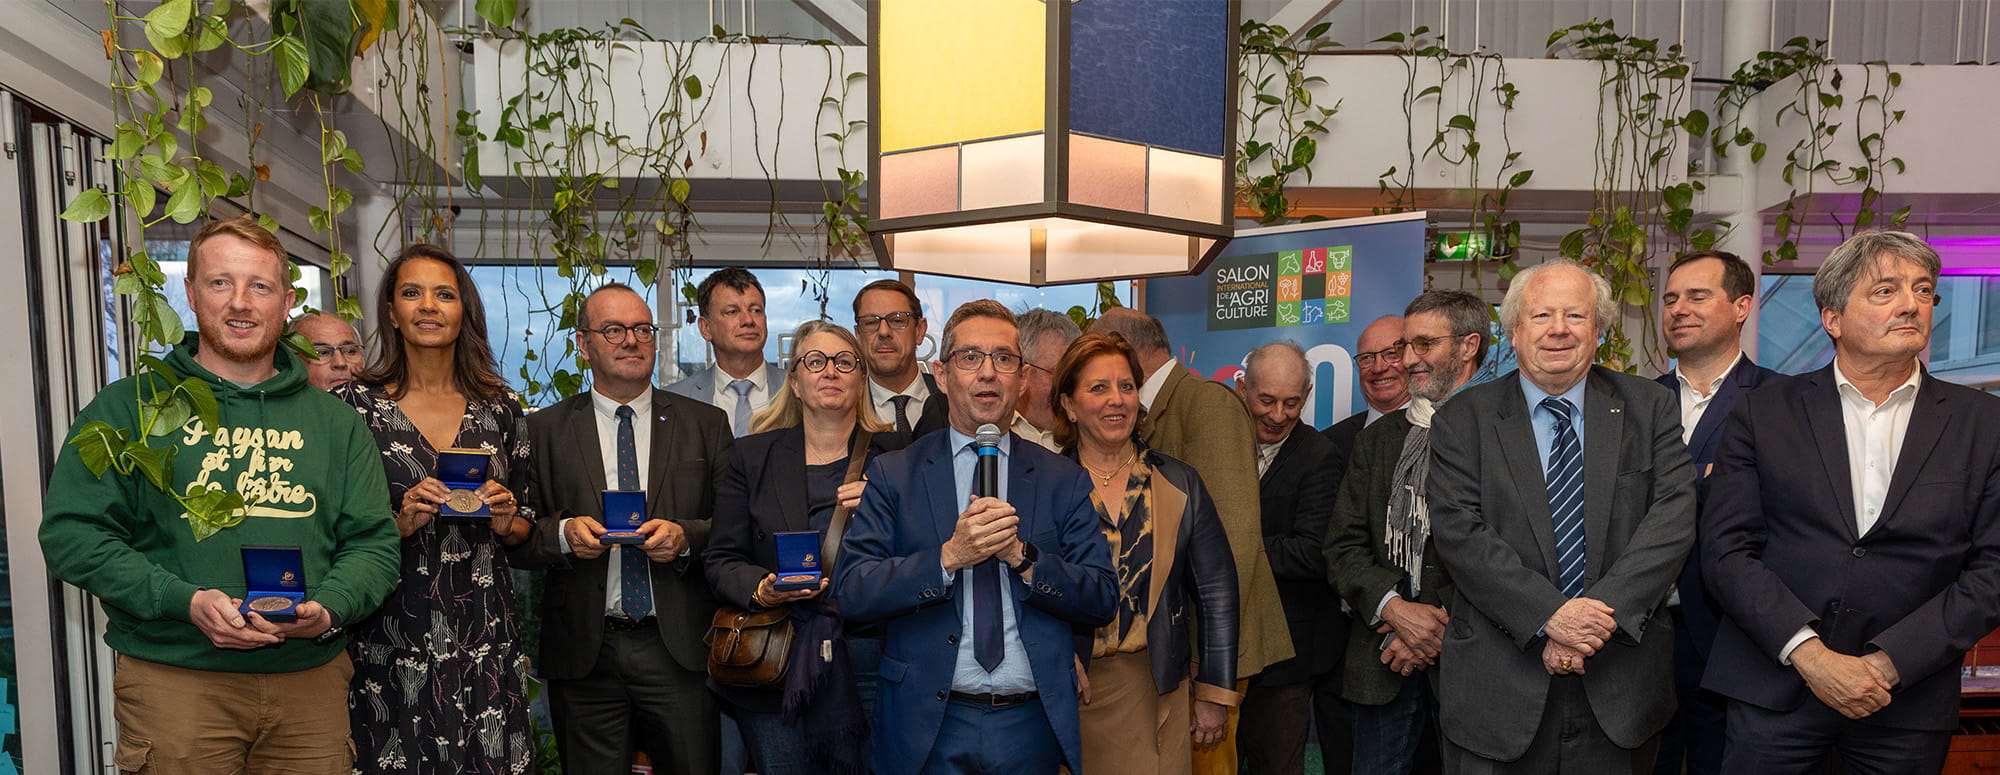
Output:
[{"xmin": 973, "ymin": 423, "xmax": 1003, "ymax": 499}]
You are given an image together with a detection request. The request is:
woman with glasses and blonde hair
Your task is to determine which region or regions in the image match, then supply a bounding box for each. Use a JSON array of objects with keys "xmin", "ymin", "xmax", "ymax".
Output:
[{"xmin": 706, "ymin": 320, "xmax": 912, "ymax": 775}]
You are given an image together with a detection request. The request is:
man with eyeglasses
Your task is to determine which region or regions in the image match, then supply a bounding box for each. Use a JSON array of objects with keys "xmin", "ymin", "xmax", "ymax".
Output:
[
  {"xmin": 290, "ymin": 311, "xmax": 363, "ymax": 390},
  {"xmin": 1323, "ymin": 291, "xmax": 1490, "ymax": 775},
  {"xmin": 519, "ymin": 282, "xmax": 732, "ymax": 775},
  {"xmin": 1650, "ymin": 251, "xmax": 1781, "ymax": 775},
  {"xmin": 1089, "ymin": 307, "xmax": 1293, "ymax": 775},
  {"xmin": 1323, "ymin": 315, "xmax": 1411, "ymax": 488},
  {"xmin": 839, "ymin": 300, "xmax": 1115, "ymax": 775},
  {"xmin": 853, "ymin": 279, "xmax": 948, "ymax": 437},
  {"xmin": 668, "ymin": 267, "xmax": 783, "ymax": 438},
  {"xmin": 1013, "ymin": 309, "xmax": 1083, "ymax": 452}
]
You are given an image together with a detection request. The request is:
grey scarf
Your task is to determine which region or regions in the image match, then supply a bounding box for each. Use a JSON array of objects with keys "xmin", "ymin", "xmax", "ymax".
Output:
[{"xmin": 1385, "ymin": 397, "xmax": 1436, "ymax": 597}]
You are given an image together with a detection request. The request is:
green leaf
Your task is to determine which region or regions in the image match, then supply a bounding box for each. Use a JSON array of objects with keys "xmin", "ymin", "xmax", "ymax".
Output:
[
  {"xmin": 330, "ymin": 249, "xmax": 352, "ymax": 276},
  {"xmin": 1508, "ymin": 169, "xmax": 1534, "ymax": 188},
  {"xmin": 107, "ymin": 125, "xmax": 145, "ymax": 160},
  {"xmin": 340, "ymin": 148, "xmax": 365, "ymax": 174},
  {"xmin": 123, "ymin": 440, "xmax": 175, "ymax": 491},
  {"xmin": 129, "ymin": 250, "xmax": 167, "ymax": 286},
  {"xmin": 181, "ymin": 483, "xmax": 247, "ymax": 542},
  {"xmin": 256, "ymin": 213, "xmax": 280, "ymax": 234},
  {"xmin": 474, "ymin": 0, "xmax": 518, "ymax": 27},
  {"xmin": 1446, "ymin": 114, "xmax": 1476, "ymax": 131},
  {"xmin": 273, "ymin": 35, "xmax": 309, "ymax": 96},
  {"xmin": 682, "ymin": 76, "xmax": 702, "ymax": 99},
  {"xmin": 133, "ymin": 288, "xmax": 186, "ymax": 346},
  {"xmin": 192, "ymin": 15, "xmax": 228, "ymax": 52},
  {"xmin": 134, "ymin": 51, "xmax": 164, "ymax": 88},
  {"xmin": 143, "ymin": 0, "xmax": 193, "ymax": 57},
  {"xmin": 336, "ymin": 295, "xmax": 364, "ymax": 322},
  {"xmin": 60, "ymin": 188, "xmax": 111, "ymax": 223},
  {"xmin": 1681, "ymin": 109, "xmax": 1709, "ymax": 137},
  {"xmin": 669, "ymin": 178, "xmax": 691, "ymax": 204},
  {"xmin": 67, "ymin": 421, "xmax": 127, "ymax": 478},
  {"xmin": 188, "ymin": 86, "xmax": 213, "ymax": 109},
  {"xmin": 1750, "ymin": 142, "xmax": 1767, "ymax": 164},
  {"xmin": 270, "ymin": 0, "xmax": 361, "ymax": 95},
  {"xmin": 164, "ymin": 181, "xmax": 203, "ymax": 223}
]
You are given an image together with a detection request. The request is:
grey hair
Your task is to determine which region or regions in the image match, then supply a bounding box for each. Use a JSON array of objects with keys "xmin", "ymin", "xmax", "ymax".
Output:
[
  {"xmin": 1499, "ymin": 261, "xmax": 1616, "ymax": 340},
  {"xmin": 1016, "ymin": 308, "xmax": 1083, "ymax": 362},
  {"xmin": 1404, "ymin": 290, "xmax": 1491, "ymax": 369},
  {"xmin": 1088, "ymin": 308, "xmax": 1171, "ymax": 354},
  {"xmin": 1240, "ymin": 340, "xmax": 1311, "ymax": 392},
  {"xmin": 1812, "ymin": 230, "xmax": 1941, "ymax": 313}
]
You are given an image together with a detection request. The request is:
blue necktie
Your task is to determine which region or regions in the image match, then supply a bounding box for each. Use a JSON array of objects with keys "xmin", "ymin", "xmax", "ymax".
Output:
[
  {"xmin": 1541, "ymin": 397, "xmax": 1588, "ymax": 599},
  {"xmin": 616, "ymin": 405, "xmax": 652, "ymax": 619},
  {"xmin": 967, "ymin": 442, "xmax": 1004, "ymax": 672},
  {"xmin": 728, "ymin": 378, "xmax": 754, "ymax": 437}
]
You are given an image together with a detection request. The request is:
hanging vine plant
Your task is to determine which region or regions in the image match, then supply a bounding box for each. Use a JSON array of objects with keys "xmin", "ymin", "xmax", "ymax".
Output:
[
  {"xmin": 1704, "ymin": 37, "xmax": 1908, "ymax": 265},
  {"xmin": 1236, "ymin": 18, "xmax": 1341, "ymax": 225},
  {"xmin": 60, "ymin": 0, "xmax": 389, "ymax": 538}
]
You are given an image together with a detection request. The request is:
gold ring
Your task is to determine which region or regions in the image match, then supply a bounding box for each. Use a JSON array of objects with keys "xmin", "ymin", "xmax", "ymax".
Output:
[{"xmin": 1561, "ymin": 658, "xmax": 1573, "ymax": 669}]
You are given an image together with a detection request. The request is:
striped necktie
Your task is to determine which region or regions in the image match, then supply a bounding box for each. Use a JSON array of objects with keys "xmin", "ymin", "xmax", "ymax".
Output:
[{"xmin": 1541, "ymin": 397, "xmax": 1587, "ymax": 599}]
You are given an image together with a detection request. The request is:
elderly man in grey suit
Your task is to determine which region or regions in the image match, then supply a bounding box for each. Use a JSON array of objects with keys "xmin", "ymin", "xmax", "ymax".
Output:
[
  {"xmin": 1427, "ymin": 261, "xmax": 1696, "ymax": 774},
  {"xmin": 667, "ymin": 267, "xmax": 786, "ymax": 437}
]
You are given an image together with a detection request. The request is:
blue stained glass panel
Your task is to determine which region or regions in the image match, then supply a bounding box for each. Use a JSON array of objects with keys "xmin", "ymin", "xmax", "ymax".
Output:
[{"xmin": 1067, "ymin": 0, "xmax": 1230, "ymax": 157}]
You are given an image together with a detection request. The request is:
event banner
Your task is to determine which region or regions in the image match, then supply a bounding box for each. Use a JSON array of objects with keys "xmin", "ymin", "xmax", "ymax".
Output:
[{"xmin": 1149, "ymin": 212, "xmax": 1426, "ymax": 430}]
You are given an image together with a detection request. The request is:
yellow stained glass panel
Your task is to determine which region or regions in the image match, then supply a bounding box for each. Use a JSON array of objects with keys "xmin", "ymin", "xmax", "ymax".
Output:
[{"xmin": 877, "ymin": 0, "xmax": 1045, "ymax": 152}]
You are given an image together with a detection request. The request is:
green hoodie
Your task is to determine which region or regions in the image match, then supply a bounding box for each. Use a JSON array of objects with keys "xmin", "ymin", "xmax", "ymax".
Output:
[{"xmin": 40, "ymin": 337, "xmax": 401, "ymax": 673}]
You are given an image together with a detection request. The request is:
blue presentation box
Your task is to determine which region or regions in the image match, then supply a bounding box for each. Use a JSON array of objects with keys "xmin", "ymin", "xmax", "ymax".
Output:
[
  {"xmin": 600, "ymin": 490, "xmax": 647, "ymax": 545},
  {"xmin": 773, "ymin": 531, "xmax": 823, "ymax": 592},
  {"xmin": 239, "ymin": 545, "xmax": 305, "ymax": 623},
  {"xmin": 436, "ymin": 448, "xmax": 493, "ymax": 521}
]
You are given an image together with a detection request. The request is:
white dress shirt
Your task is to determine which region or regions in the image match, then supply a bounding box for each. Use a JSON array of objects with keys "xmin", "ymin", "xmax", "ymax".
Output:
[
  {"xmin": 1777, "ymin": 359, "xmax": 1923, "ymax": 664},
  {"xmin": 869, "ymin": 372, "xmax": 933, "ymax": 431},
  {"xmin": 1012, "ymin": 412, "xmax": 1058, "ymax": 453},
  {"xmin": 1256, "ymin": 436, "xmax": 1285, "ymax": 477},
  {"xmin": 1139, "ymin": 358, "xmax": 1179, "ymax": 410},
  {"xmin": 710, "ymin": 366, "xmax": 774, "ymax": 432},
  {"xmin": 1674, "ymin": 351, "xmax": 1744, "ymax": 446},
  {"xmin": 937, "ymin": 428, "xmax": 1036, "ymax": 693},
  {"xmin": 557, "ymin": 386, "xmax": 658, "ymax": 618}
]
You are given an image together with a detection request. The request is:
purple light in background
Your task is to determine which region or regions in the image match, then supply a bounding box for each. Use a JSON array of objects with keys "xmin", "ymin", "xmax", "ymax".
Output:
[{"xmin": 1928, "ymin": 235, "xmax": 2000, "ymax": 275}]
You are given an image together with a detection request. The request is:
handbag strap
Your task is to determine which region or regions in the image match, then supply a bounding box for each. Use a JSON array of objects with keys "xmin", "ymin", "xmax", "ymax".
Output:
[{"xmin": 820, "ymin": 429, "xmax": 872, "ymax": 574}]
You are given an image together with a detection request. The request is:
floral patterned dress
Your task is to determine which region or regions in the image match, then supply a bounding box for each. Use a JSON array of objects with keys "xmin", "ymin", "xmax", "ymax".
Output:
[{"xmin": 334, "ymin": 380, "xmax": 533, "ymax": 775}]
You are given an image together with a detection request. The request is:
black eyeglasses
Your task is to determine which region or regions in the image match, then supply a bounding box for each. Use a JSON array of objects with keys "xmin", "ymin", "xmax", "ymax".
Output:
[
  {"xmin": 793, "ymin": 350, "xmax": 859, "ymax": 374},
  {"xmin": 587, "ymin": 323, "xmax": 660, "ymax": 344},
  {"xmin": 1354, "ymin": 344, "xmax": 1405, "ymax": 368},
  {"xmin": 855, "ymin": 311, "xmax": 916, "ymax": 333},
  {"xmin": 945, "ymin": 348, "xmax": 1023, "ymax": 374},
  {"xmin": 311, "ymin": 344, "xmax": 362, "ymax": 359},
  {"xmin": 1403, "ymin": 333, "xmax": 1480, "ymax": 356}
]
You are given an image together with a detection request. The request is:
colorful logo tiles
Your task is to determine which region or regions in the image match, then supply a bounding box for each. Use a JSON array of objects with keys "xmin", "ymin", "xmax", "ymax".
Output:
[{"xmin": 1207, "ymin": 244, "xmax": 1354, "ymax": 331}]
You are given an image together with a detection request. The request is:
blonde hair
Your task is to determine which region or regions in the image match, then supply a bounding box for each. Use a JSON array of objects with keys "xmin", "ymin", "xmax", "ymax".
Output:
[
  {"xmin": 749, "ymin": 320, "xmax": 894, "ymax": 434},
  {"xmin": 188, "ymin": 213, "xmax": 285, "ymax": 276}
]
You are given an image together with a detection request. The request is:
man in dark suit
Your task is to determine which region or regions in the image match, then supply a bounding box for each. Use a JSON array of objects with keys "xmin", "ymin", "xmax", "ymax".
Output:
[
  {"xmin": 1236, "ymin": 340, "xmax": 1350, "ymax": 775},
  {"xmin": 854, "ymin": 279, "xmax": 949, "ymax": 437},
  {"xmin": 1651, "ymin": 251, "xmax": 1783, "ymax": 775},
  {"xmin": 1428, "ymin": 261, "xmax": 1695, "ymax": 774},
  {"xmin": 518, "ymin": 283, "xmax": 734, "ymax": 775},
  {"xmin": 1324, "ymin": 314, "xmax": 1410, "ymax": 476},
  {"xmin": 1325, "ymin": 290, "xmax": 1489, "ymax": 775},
  {"xmin": 1702, "ymin": 231, "xmax": 2000, "ymax": 774},
  {"xmin": 838, "ymin": 300, "xmax": 1115, "ymax": 775}
]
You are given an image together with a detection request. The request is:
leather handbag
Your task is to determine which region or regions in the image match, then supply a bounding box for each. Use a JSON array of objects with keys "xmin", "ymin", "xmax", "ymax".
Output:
[{"xmin": 704, "ymin": 429, "xmax": 874, "ymax": 688}]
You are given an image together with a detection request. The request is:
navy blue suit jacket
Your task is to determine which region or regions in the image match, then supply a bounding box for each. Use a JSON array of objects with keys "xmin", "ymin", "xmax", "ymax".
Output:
[
  {"xmin": 1702, "ymin": 365, "xmax": 2000, "ymax": 731},
  {"xmin": 1655, "ymin": 356, "xmax": 1782, "ymax": 657},
  {"xmin": 836, "ymin": 429, "xmax": 1115, "ymax": 774}
]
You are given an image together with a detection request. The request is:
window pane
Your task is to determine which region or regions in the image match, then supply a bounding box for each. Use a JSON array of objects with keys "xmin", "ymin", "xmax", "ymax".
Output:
[
  {"xmin": 1983, "ymin": 277, "xmax": 2000, "ymax": 357},
  {"xmin": 466, "ymin": 265, "xmax": 655, "ymax": 408}
]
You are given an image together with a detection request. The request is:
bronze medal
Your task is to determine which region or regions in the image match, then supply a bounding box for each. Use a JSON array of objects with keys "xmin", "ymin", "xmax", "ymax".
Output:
[
  {"xmin": 779, "ymin": 574, "xmax": 816, "ymax": 584},
  {"xmin": 249, "ymin": 596, "xmax": 293, "ymax": 612},
  {"xmin": 445, "ymin": 489, "xmax": 482, "ymax": 513}
]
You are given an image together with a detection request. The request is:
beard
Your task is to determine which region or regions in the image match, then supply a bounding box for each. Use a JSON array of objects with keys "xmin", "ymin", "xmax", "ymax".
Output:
[{"xmin": 196, "ymin": 313, "xmax": 283, "ymax": 365}]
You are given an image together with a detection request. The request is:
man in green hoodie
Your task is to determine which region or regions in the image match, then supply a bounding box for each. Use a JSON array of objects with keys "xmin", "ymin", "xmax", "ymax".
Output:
[{"xmin": 40, "ymin": 214, "xmax": 401, "ymax": 774}]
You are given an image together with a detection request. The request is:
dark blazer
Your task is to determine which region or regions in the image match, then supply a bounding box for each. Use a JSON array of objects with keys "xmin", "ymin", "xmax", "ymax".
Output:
[
  {"xmin": 913, "ymin": 372, "xmax": 949, "ymax": 438},
  {"xmin": 516, "ymin": 388, "xmax": 733, "ymax": 679},
  {"xmin": 1427, "ymin": 368, "xmax": 1695, "ymax": 761},
  {"xmin": 1259, "ymin": 427, "xmax": 1344, "ymax": 685},
  {"xmin": 836, "ymin": 430, "xmax": 1116, "ymax": 775},
  {"xmin": 1701, "ymin": 365, "xmax": 2000, "ymax": 732},
  {"xmin": 1653, "ymin": 356, "xmax": 1781, "ymax": 658},
  {"xmin": 1322, "ymin": 410, "xmax": 1368, "ymax": 487},
  {"xmin": 1071, "ymin": 445, "xmax": 1241, "ymax": 700},
  {"xmin": 1324, "ymin": 409, "xmax": 1457, "ymax": 705},
  {"xmin": 664, "ymin": 363, "xmax": 788, "ymax": 409},
  {"xmin": 706, "ymin": 425, "xmax": 911, "ymax": 608}
]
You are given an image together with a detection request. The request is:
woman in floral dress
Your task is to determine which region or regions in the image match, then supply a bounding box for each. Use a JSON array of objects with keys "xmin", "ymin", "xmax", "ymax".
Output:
[{"xmin": 335, "ymin": 244, "xmax": 534, "ymax": 774}]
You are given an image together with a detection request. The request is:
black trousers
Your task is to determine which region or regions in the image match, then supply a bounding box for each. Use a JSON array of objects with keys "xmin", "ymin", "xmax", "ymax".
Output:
[
  {"xmin": 1655, "ymin": 606, "xmax": 1728, "ymax": 775},
  {"xmin": 1444, "ymin": 675, "xmax": 1660, "ymax": 775},
  {"xmin": 1721, "ymin": 699, "xmax": 1951, "ymax": 775},
  {"xmin": 1239, "ymin": 667, "xmax": 1352, "ymax": 775},
  {"xmin": 547, "ymin": 625, "xmax": 718, "ymax": 775}
]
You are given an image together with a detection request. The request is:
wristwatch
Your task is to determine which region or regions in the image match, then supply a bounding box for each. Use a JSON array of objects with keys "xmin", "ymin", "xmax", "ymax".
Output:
[
  {"xmin": 1011, "ymin": 541, "xmax": 1039, "ymax": 574},
  {"xmin": 311, "ymin": 609, "xmax": 346, "ymax": 646}
]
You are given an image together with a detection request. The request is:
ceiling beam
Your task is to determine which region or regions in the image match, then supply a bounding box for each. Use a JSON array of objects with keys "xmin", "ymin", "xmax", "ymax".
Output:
[{"xmin": 791, "ymin": 0, "xmax": 866, "ymax": 44}]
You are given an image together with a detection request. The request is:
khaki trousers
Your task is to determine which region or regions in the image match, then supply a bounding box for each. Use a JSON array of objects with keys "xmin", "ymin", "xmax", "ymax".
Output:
[{"xmin": 113, "ymin": 652, "xmax": 355, "ymax": 775}]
